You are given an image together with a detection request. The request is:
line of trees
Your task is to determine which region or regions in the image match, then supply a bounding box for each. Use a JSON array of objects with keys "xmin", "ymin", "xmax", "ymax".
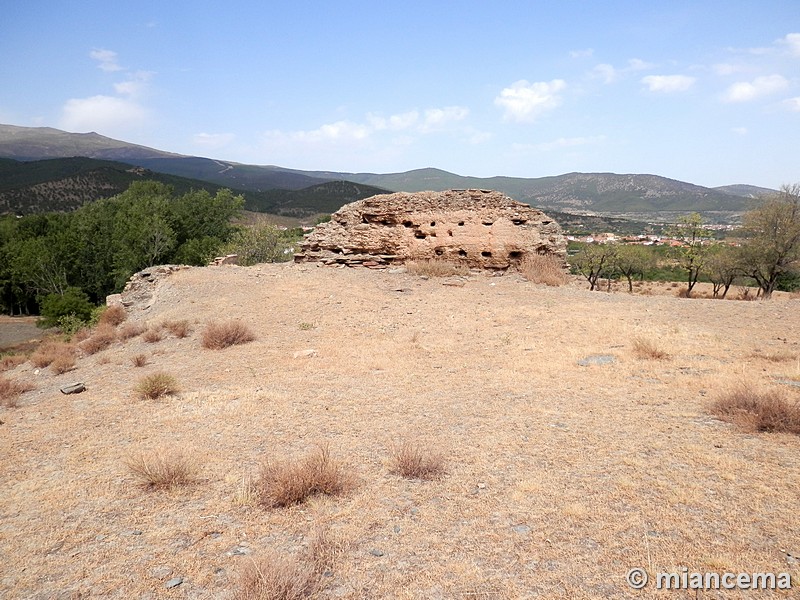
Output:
[
  {"xmin": 0, "ymin": 181, "xmax": 245, "ymax": 316},
  {"xmin": 571, "ymin": 183, "xmax": 800, "ymax": 299}
]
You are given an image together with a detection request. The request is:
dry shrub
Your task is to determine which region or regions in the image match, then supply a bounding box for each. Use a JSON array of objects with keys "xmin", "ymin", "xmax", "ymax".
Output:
[
  {"xmin": 234, "ymin": 552, "xmax": 319, "ymax": 600},
  {"xmin": 163, "ymin": 319, "xmax": 192, "ymax": 338},
  {"xmin": 750, "ymin": 349, "xmax": 796, "ymax": 363},
  {"xmin": 390, "ymin": 440, "xmax": 446, "ymax": 480},
  {"xmin": 142, "ymin": 327, "xmax": 163, "ymax": 343},
  {"xmin": 131, "ymin": 354, "xmax": 148, "ymax": 368},
  {"xmin": 72, "ymin": 327, "xmax": 92, "ymax": 343},
  {"xmin": 202, "ymin": 320, "xmax": 256, "ymax": 350},
  {"xmin": 0, "ymin": 354, "xmax": 26, "ymax": 372},
  {"xmin": 258, "ymin": 445, "xmax": 353, "ymax": 508},
  {"xmin": 518, "ymin": 254, "xmax": 568, "ymax": 287},
  {"xmin": 30, "ymin": 340, "xmax": 62, "ymax": 368},
  {"xmin": 0, "ymin": 376, "xmax": 34, "ymax": 408},
  {"xmin": 234, "ymin": 527, "xmax": 346, "ymax": 600},
  {"xmin": 124, "ymin": 446, "xmax": 198, "ymax": 488},
  {"xmin": 135, "ymin": 372, "xmax": 179, "ymax": 400},
  {"xmin": 711, "ymin": 384, "xmax": 800, "ymax": 434},
  {"xmin": 631, "ymin": 336, "xmax": 670, "ymax": 360},
  {"xmin": 405, "ymin": 259, "xmax": 469, "ymax": 278},
  {"xmin": 98, "ymin": 304, "xmax": 127, "ymax": 327},
  {"xmin": 79, "ymin": 324, "xmax": 116, "ymax": 355},
  {"xmin": 118, "ymin": 322, "xmax": 146, "ymax": 341},
  {"xmin": 50, "ymin": 352, "xmax": 76, "ymax": 375}
]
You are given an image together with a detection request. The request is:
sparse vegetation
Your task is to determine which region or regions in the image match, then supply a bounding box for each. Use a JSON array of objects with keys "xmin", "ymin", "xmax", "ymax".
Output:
[
  {"xmin": 234, "ymin": 552, "xmax": 319, "ymax": 600},
  {"xmin": 201, "ymin": 320, "xmax": 256, "ymax": 350},
  {"xmin": 134, "ymin": 372, "xmax": 179, "ymax": 400},
  {"xmin": 117, "ymin": 322, "xmax": 146, "ymax": 340},
  {"xmin": 142, "ymin": 327, "xmax": 163, "ymax": 343},
  {"xmin": 518, "ymin": 254, "xmax": 568, "ymax": 286},
  {"xmin": 711, "ymin": 384, "xmax": 800, "ymax": 434},
  {"xmin": 124, "ymin": 446, "xmax": 198, "ymax": 488},
  {"xmin": 78, "ymin": 324, "xmax": 116, "ymax": 355},
  {"xmin": 405, "ymin": 258, "xmax": 470, "ymax": 277},
  {"xmin": 390, "ymin": 440, "xmax": 446, "ymax": 480},
  {"xmin": 257, "ymin": 445, "xmax": 353, "ymax": 508},
  {"xmin": 631, "ymin": 336, "xmax": 670, "ymax": 360},
  {"xmin": 97, "ymin": 304, "xmax": 127, "ymax": 327},
  {"xmin": 49, "ymin": 351, "xmax": 76, "ymax": 375},
  {"xmin": 163, "ymin": 319, "xmax": 192, "ymax": 338},
  {"xmin": 0, "ymin": 376, "xmax": 34, "ymax": 408},
  {"xmin": 0, "ymin": 354, "xmax": 26, "ymax": 372},
  {"xmin": 131, "ymin": 354, "xmax": 148, "ymax": 367}
]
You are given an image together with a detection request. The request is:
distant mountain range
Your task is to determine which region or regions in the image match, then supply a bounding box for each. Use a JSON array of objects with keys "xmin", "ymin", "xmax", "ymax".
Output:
[{"xmin": 0, "ymin": 124, "xmax": 778, "ymax": 222}]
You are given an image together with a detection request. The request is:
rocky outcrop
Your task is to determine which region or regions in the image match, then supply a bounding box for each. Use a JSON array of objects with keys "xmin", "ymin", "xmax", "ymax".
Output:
[
  {"xmin": 295, "ymin": 189, "xmax": 566, "ymax": 270},
  {"xmin": 114, "ymin": 265, "xmax": 192, "ymax": 311}
]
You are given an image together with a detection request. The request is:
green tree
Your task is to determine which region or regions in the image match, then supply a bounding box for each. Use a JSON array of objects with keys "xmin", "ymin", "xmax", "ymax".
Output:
[
  {"xmin": 221, "ymin": 223, "xmax": 298, "ymax": 266},
  {"xmin": 739, "ymin": 184, "xmax": 800, "ymax": 299},
  {"xmin": 704, "ymin": 245, "xmax": 741, "ymax": 299},
  {"xmin": 39, "ymin": 286, "xmax": 93, "ymax": 328},
  {"xmin": 613, "ymin": 245, "xmax": 655, "ymax": 292},
  {"xmin": 667, "ymin": 213, "xmax": 710, "ymax": 298},
  {"xmin": 570, "ymin": 243, "xmax": 618, "ymax": 291}
]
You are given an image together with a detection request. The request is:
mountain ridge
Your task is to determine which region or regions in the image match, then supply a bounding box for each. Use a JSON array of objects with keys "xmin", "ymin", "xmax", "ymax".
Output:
[{"xmin": 0, "ymin": 124, "xmax": 779, "ymax": 222}]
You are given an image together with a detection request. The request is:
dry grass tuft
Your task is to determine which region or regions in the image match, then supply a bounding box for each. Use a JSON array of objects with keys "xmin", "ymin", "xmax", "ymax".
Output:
[
  {"xmin": 79, "ymin": 324, "xmax": 116, "ymax": 355},
  {"xmin": 124, "ymin": 446, "xmax": 198, "ymax": 489},
  {"xmin": 631, "ymin": 336, "xmax": 671, "ymax": 360},
  {"xmin": 131, "ymin": 354, "xmax": 148, "ymax": 368},
  {"xmin": 201, "ymin": 320, "xmax": 256, "ymax": 350},
  {"xmin": 518, "ymin": 254, "xmax": 568, "ymax": 287},
  {"xmin": 0, "ymin": 376, "xmax": 34, "ymax": 408},
  {"xmin": 142, "ymin": 327, "xmax": 163, "ymax": 343},
  {"xmin": 50, "ymin": 351, "xmax": 76, "ymax": 375},
  {"xmin": 405, "ymin": 259, "xmax": 470, "ymax": 278},
  {"xmin": 234, "ymin": 552, "xmax": 319, "ymax": 600},
  {"xmin": 0, "ymin": 354, "xmax": 27, "ymax": 372},
  {"xmin": 134, "ymin": 371, "xmax": 179, "ymax": 400},
  {"xmin": 711, "ymin": 384, "xmax": 800, "ymax": 434},
  {"xmin": 257, "ymin": 445, "xmax": 353, "ymax": 508},
  {"xmin": 98, "ymin": 304, "xmax": 127, "ymax": 327},
  {"xmin": 163, "ymin": 319, "xmax": 192, "ymax": 338},
  {"xmin": 117, "ymin": 322, "xmax": 146, "ymax": 341},
  {"xmin": 749, "ymin": 349, "xmax": 797, "ymax": 363},
  {"xmin": 390, "ymin": 440, "xmax": 447, "ymax": 480}
]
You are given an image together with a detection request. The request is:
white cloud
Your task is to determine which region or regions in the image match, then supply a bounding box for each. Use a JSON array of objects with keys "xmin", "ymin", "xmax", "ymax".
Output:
[
  {"xmin": 113, "ymin": 71, "xmax": 153, "ymax": 97},
  {"xmin": 627, "ymin": 58, "xmax": 654, "ymax": 71},
  {"xmin": 367, "ymin": 111, "xmax": 419, "ymax": 131},
  {"xmin": 494, "ymin": 79, "xmax": 566, "ymax": 122},
  {"xmin": 89, "ymin": 48, "xmax": 122, "ymax": 72},
  {"xmin": 713, "ymin": 63, "xmax": 747, "ymax": 76},
  {"xmin": 59, "ymin": 95, "xmax": 148, "ymax": 134},
  {"xmin": 776, "ymin": 32, "xmax": 800, "ymax": 57},
  {"xmin": 731, "ymin": 127, "xmax": 748, "ymax": 135},
  {"xmin": 723, "ymin": 74, "xmax": 789, "ymax": 102},
  {"xmin": 569, "ymin": 48, "xmax": 594, "ymax": 59},
  {"xmin": 784, "ymin": 97, "xmax": 800, "ymax": 112},
  {"xmin": 193, "ymin": 132, "xmax": 235, "ymax": 148},
  {"xmin": 641, "ymin": 74, "xmax": 696, "ymax": 93},
  {"xmin": 592, "ymin": 63, "xmax": 618, "ymax": 84},
  {"xmin": 421, "ymin": 106, "xmax": 469, "ymax": 131}
]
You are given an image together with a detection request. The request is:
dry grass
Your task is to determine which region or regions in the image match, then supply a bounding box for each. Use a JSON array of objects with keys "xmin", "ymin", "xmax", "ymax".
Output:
[
  {"xmin": 0, "ymin": 375, "xmax": 34, "ymax": 408},
  {"xmin": 631, "ymin": 335, "xmax": 671, "ymax": 360},
  {"xmin": 131, "ymin": 353, "xmax": 148, "ymax": 368},
  {"xmin": 234, "ymin": 552, "xmax": 319, "ymax": 600},
  {"xmin": 0, "ymin": 354, "xmax": 27, "ymax": 372},
  {"xmin": 201, "ymin": 320, "xmax": 256, "ymax": 350},
  {"xmin": 142, "ymin": 327, "xmax": 163, "ymax": 343},
  {"xmin": 257, "ymin": 445, "xmax": 353, "ymax": 508},
  {"xmin": 49, "ymin": 352, "xmax": 76, "ymax": 375},
  {"xmin": 711, "ymin": 384, "xmax": 800, "ymax": 434},
  {"xmin": 98, "ymin": 304, "xmax": 127, "ymax": 327},
  {"xmin": 234, "ymin": 527, "xmax": 346, "ymax": 600},
  {"xmin": 405, "ymin": 258, "xmax": 470, "ymax": 277},
  {"xmin": 134, "ymin": 371, "xmax": 179, "ymax": 400},
  {"xmin": 117, "ymin": 322, "xmax": 146, "ymax": 341},
  {"xmin": 124, "ymin": 446, "xmax": 198, "ymax": 489},
  {"xmin": 390, "ymin": 440, "xmax": 446, "ymax": 480},
  {"xmin": 518, "ymin": 253, "xmax": 568, "ymax": 286},
  {"xmin": 163, "ymin": 319, "xmax": 192, "ymax": 338},
  {"xmin": 79, "ymin": 324, "xmax": 116, "ymax": 355},
  {"xmin": 749, "ymin": 349, "xmax": 797, "ymax": 363}
]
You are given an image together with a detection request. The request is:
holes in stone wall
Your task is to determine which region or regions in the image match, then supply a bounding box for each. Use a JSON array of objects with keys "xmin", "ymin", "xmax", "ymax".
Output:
[
  {"xmin": 482, "ymin": 221, "xmax": 493, "ymax": 226},
  {"xmin": 430, "ymin": 221, "xmax": 436, "ymax": 226},
  {"xmin": 447, "ymin": 230, "xmax": 453, "ymax": 237},
  {"xmin": 509, "ymin": 251, "xmax": 522, "ymax": 259},
  {"xmin": 434, "ymin": 248, "xmax": 444, "ymax": 256},
  {"xmin": 414, "ymin": 230, "xmax": 427, "ymax": 239},
  {"xmin": 512, "ymin": 219, "xmax": 527, "ymax": 225},
  {"xmin": 402, "ymin": 220, "xmax": 415, "ymax": 228},
  {"xmin": 458, "ymin": 249, "xmax": 467, "ymax": 257},
  {"xmin": 481, "ymin": 251, "xmax": 492, "ymax": 257},
  {"xmin": 458, "ymin": 221, "xmax": 465, "ymax": 226}
]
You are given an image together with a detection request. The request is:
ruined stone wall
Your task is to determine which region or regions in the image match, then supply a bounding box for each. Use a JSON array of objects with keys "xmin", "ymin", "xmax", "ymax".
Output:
[{"xmin": 295, "ymin": 189, "xmax": 566, "ymax": 270}]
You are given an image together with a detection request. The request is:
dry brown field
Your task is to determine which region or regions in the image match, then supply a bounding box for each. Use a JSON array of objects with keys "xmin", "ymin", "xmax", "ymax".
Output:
[{"xmin": 1, "ymin": 263, "xmax": 799, "ymax": 599}]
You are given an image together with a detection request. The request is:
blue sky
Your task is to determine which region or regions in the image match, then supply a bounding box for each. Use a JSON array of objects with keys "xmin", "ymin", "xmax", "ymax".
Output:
[{"xmin": 1, "ymin": 1, "xmax": 798, "ymax": 188}]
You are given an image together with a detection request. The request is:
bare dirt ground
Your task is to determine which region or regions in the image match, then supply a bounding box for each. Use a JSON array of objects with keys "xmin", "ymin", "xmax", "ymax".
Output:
[
  {"xmin": 1, "ymin": 263, "xmax": 799, "ymax": 599},
  {"xmin": 0, "ymin": 316, "xmax": 47, "ymax": 353}
]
